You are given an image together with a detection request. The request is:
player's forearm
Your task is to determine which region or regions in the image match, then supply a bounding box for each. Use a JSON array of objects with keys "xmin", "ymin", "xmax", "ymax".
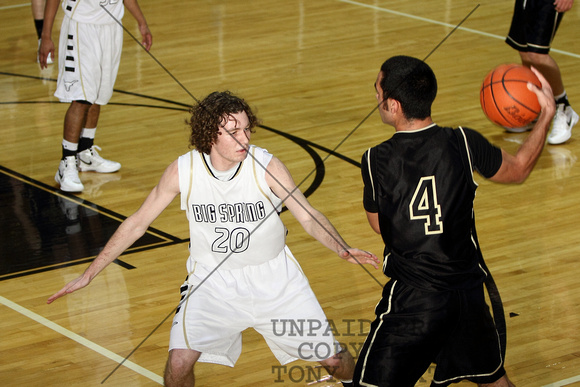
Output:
[
  {"xmin": 513, "ymin": 106, "xmax": 554, "ymax": 180},
  {"xmin": 84, "ymin": 216, "xmax": 147, "ymax": 280},
  {"xmin": 41, "ymin": 0, "xmax": 60, "ymax": 40},
  {"xmin": 123, "ymin": 0, "xmax": 152, "ymax": 50},
  {"xmin": 124, "ymin": 0, "xmax": 148, "ymax": 27},
  {"xmin": 304, "ymin": 211, "xmax": 350, "ymax": 255}
]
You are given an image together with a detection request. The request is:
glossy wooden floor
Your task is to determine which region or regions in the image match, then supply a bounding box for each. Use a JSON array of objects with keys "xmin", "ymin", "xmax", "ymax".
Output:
[{"xmin": 1, "ymin": 0, "xmax": 580, "ymax": 386}]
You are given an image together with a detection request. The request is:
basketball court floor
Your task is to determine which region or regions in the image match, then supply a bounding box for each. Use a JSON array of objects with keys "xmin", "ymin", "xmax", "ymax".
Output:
[{"xmin": 1, "ymin": 0, "xmax": 580, "ymax": 386}]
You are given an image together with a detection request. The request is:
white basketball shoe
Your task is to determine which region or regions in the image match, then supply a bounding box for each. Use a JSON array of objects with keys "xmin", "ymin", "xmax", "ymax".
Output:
[
  {"xmin": 548, "ymin": 104, "xmax": 579, "ymax": 145},
  {"xmin": 55, "ymin": 156, "xmax": 84, "ymax": 192},
  {"xmin": 77, "ymin": 145, "xmax": 121, "ymax": 173}
]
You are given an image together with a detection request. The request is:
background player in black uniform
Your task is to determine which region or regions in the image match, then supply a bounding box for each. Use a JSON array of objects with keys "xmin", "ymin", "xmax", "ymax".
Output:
[
  {"xmin": 505, "ymin": 0, "xmax": 577, "ymax": 143},
  {"xmin": 352, "ymin": 56, "xmax": 556, "ymax": 386}
]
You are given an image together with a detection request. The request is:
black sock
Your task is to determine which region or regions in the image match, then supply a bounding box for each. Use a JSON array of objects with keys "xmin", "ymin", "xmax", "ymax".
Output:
[
  {"xmin": 62, "ymin": 148, "xmax": 76, "ymax": 160},
  {"xmin": 34, "ymin": 19, "xmax": 43, "ymax": 39},
  {"xmin": 555, "ymin": 95, "xmax": 570, "ymax": 107},
  {"xmin": 78, "ymin": 137, "xmax": 94, "ymax": 153},
  {"xmin": 555, "ymin": 97, "xmax": 570, "ymax": 107}
]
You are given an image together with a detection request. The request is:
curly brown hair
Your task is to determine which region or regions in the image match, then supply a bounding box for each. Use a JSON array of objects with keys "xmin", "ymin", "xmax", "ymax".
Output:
[{"xmin": 187, "ymin": 91, "xmax": 259, "ymax": 154}]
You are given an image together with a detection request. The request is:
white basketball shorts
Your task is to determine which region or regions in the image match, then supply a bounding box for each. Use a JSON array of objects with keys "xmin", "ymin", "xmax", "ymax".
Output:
[
  {"xmin": 169, "ymin": 246, "xmax": 339, "ymax": 366},
  {"xmin": 54, "ymin": 16, "xmax": 123, "ymax": 104}
]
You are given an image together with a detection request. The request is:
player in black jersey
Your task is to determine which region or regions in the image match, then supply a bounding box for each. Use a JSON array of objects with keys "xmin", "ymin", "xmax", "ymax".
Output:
[{"xmin": 352, "ymin": 56, "xmax": 556, "ymax": 387}]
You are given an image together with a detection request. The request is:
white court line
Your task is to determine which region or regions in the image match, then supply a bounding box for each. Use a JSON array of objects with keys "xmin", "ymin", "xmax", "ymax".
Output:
[
  {"xmin": 0, "ymin": 295, "xmax": 163, "ymax": 385},
  {"xmin": 542, "ymin": 375, "xmax": 580, "ymax": 387},
  {"xmin": 336, "ymin": 0, "xmax": 580, "ymax": 59},
  {"xmin": 337, "ymin": 1, "xmax": 580, "ymax": 386},
  {"xmin": 0, "ymin": 3, "xmax": 29, "ymax": 10}
]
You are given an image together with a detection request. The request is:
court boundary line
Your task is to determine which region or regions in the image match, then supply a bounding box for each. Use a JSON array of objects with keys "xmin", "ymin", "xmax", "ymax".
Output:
[
  {"xmin": 336, "ymin": 0, "xmax": 580, "ymax": 59},
  {"xmin": 0, "ymin": 295, "xmax": 163, "ymax": 385},
  {"xmin": 0, "ymin": 3, "xmax": 29, "ymax": 11},
  {"xmin": 542, "ymin": 375, "xmax": 580, "ymax": 387}
]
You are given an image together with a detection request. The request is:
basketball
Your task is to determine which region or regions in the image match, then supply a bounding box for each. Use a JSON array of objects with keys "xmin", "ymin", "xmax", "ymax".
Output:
[{"xmin": 480, "ymin": 64, "xmax": 541, "ymax": 129}]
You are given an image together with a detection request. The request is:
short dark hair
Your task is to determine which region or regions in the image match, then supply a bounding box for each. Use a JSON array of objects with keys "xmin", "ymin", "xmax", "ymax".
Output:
[
  {"xmin": 187, "ymin": 91, "xmax": 259, "ymax": 154},
  {"xmin": 379, "ymin": 56, "xmax": 437, "ymax": 120}
]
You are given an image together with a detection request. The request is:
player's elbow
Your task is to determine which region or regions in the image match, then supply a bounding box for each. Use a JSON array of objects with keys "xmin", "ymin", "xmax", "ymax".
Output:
[
  {"xmin": 489, "ymin": 156, "xmax": 535, "ymax": 184},
  {"xmin": 513, "ymin": 171, "xmax": 532, "ymax": 184},
  {"xmin": 511, "ymin": 175, "xmax": 529, "ymax": 184},
  {"xmin": 365, "ymin": 212, "xmax": 381, "ymax": 234},
  {"xmin": 490, "ymin": 168, "xmax": 530, "ymax": 184},
  {"xmin": 121, "ymin": 214, "xmax": 149, "ymax": 239},
  {"xmin": 510, "ymin": 160, "xmax": 536, "ymax": 184}
]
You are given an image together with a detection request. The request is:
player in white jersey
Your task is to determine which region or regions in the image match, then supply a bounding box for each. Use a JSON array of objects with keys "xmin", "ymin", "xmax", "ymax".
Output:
[
  {"xmin": 47, "ymin": 91, "xmax": 379, "ymax": 386},
  {"xmin": 39, "ymin": 0, "xmax": 152, "ymax": 193}
]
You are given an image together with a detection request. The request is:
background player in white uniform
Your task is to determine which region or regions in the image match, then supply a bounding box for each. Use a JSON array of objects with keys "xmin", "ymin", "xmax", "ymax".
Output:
[
  {"xmin": 47, "ymin": 91, "xmax": 379, "ymax": 387},
  {"xmin": 39, "ymin": 0, "xmax": 152, "ymax": 192}
]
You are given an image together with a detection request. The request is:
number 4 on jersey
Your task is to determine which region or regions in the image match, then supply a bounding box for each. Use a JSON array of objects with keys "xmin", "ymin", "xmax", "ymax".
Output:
[{"xmin": 409, "ymin": 176, "xmax": 443, "ymax": 235}]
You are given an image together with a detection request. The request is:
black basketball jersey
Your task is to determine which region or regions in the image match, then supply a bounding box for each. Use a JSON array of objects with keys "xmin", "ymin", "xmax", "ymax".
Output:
[{"xmin": 362, "ymin": 124, "xmax": 502, "ymax": 291}]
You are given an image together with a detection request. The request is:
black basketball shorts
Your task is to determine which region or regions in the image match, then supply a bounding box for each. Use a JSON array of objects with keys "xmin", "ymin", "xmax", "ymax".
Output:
[
  {"xmin": 353, "ymin": 279, "xmax": 506, "ymax": 387},
  {"xmin": 506, "ymin": 0, "xmax": 564, "ymax": 54}
]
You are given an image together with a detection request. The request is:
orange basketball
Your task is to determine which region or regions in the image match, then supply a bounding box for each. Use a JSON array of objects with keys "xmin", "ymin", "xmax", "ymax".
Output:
[{"xmin": 480, "ymin": 64, "xmax": 541, "ymax": 129}]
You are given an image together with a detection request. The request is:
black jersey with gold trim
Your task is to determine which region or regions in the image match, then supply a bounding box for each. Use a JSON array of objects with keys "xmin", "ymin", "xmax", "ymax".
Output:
[{"xmin": 362, "ymin": 124, "xmax": 502, "ymax": 291}]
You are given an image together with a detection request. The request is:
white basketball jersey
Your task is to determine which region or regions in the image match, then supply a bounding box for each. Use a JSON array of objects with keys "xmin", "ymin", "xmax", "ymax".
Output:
[
  {"xmin": 178, "ymin": 146, "xmax": 287, "ymax": 272},
  {"xmin": 62, "ymin": 0, "xmax": 125, "ymax": 25}
]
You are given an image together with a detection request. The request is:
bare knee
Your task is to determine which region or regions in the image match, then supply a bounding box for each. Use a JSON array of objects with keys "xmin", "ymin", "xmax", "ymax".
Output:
[
  {"xmin": 318, "ymin": 347, "xmax": 354, "ymax": 381},
  {"xmin": 519, "ymin": 51, "xmax": 557, "ymax": 69},
  {"xmin": 164, "ymin": 349, "xmax": 201, "ymax": 387}
]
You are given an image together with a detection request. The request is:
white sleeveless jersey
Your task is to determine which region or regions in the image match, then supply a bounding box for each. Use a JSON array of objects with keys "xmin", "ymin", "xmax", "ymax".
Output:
[
  {"xmin": 62, "ymin": 0, "xmax": 125, "ymax": 25},
  {"xmin": 178, "ymin": 146, "xmax": 287, "ymax": 271}
]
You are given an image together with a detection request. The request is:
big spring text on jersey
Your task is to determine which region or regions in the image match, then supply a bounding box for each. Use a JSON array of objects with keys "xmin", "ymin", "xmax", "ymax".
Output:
[{"xmin": 191, "ymin": 201, "xmax": 268, "ymax": 224}]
